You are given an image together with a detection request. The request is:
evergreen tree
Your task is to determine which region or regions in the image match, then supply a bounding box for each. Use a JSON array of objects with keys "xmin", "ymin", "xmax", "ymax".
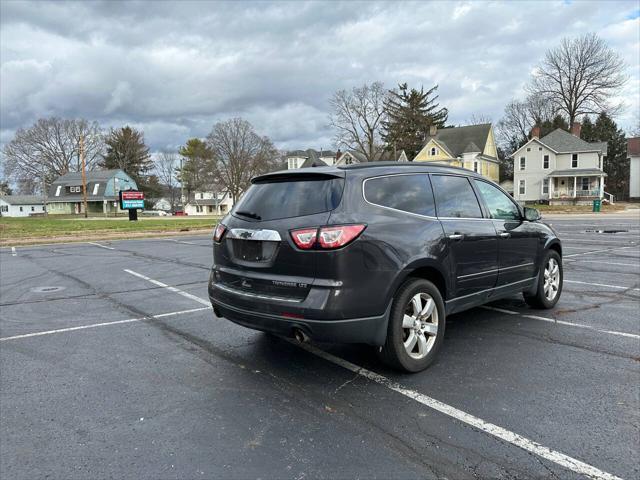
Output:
[
  {"xmin": 101, "ymin": 126, "xmax": 153, "ymax": 194},
  {"xmin": 382, "ymin": 83, "xmax": 448, "ymax": 159},
  {"xmin": 581, "ymin": 112, "xmax": 628, "ymax": 198},
  {"xmin": 177, "ymin": 138, "xmax": 215, "ymax": 196},
  {"xmin": 539, "ymin": 114, "xmax": 569, "ymax": 137}
]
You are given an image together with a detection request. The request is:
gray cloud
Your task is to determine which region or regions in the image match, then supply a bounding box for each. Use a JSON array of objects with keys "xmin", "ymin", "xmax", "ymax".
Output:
[{"xmin": 1, "ymin": 0, "xmax": 638, "ymax": 157}]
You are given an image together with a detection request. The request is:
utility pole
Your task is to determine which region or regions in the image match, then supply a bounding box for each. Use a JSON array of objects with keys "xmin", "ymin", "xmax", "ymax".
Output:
[
  {"xmin": 41, "ymin": 162, "xmax": 48, "ymax": 216},
  {"xmin": 180, "ymin": 156, "xmax": 185, "ymax": 212},
  {"xmin": 80, "ymin": 134, "xmax": 88, "ymax": 218}
]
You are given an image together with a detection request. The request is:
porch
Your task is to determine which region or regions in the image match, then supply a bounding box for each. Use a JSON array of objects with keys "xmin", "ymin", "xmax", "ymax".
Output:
[{"xmin": 546, "ymin": 169, "xmax": 606, "ymax": 205}]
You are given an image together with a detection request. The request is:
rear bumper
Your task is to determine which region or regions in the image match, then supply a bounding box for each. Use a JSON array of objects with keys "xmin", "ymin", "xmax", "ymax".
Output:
[{"xmin": 209, "ymin": 290, "xmax": 390, "ymax": 346}]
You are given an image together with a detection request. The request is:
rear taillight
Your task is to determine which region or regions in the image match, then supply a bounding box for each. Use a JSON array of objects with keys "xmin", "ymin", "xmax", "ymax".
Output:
[
  {"xmin": 290, "ymin": 228, "xmax": 317, "ymax": 249},
  {"xmin": 213, "ymin": 223, "xmax": 227, "ymax": 243},
  {"xmin": 290, "ymin": 224, "xmax": 366, "ymax": 250},
  {"xmin": 318, "ymin": 225, "xmax": 366, "ymax": 249}
]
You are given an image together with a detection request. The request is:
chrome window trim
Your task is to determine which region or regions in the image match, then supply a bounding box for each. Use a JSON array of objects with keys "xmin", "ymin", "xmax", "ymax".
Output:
[
  {"xmin": 362, "ymin": 173, "xmax": 438, "ymax": 220},
  {"xmin": 212, "ymin": 282, "xmax": 301, "ymax": 303},
  {"xmin": 227, "ymin": 228, "xmax": 282, "ymax": 241}
]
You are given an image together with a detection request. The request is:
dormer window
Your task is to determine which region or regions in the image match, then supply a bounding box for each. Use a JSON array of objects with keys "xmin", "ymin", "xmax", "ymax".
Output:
[
  {"xmin": 92, "ymin": 183, "xmax": 100, "ymax": 195},
  {"xmin": 430, "ymin": 147, "xmax": 438, "ymax": 156},
  {"xmin": 55, "ymin": 186, "xmax": 61, "ymax": 197}
]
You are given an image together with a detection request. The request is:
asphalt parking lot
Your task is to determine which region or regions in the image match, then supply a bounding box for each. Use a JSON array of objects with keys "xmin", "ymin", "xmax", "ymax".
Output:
[{"xmin": 1, "ymin": 212, "xmax": 639, "ymax": 480}]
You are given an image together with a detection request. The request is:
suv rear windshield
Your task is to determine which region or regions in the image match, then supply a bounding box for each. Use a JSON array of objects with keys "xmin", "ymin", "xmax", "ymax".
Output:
[{"xmin": 233, "ymin": 177, "xmax": 344, "ymax": 221}]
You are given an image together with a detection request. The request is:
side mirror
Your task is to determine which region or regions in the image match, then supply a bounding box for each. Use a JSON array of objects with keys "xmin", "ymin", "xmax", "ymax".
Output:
[{"xmin": 524, "ymin": 206, "xmax": 541, "ymax": 221}]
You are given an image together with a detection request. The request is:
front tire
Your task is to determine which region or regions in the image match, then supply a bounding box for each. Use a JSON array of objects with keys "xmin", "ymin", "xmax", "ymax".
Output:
[
  {"xmin": 378, "ymin": 278, "xmax": 446, "ymax": 373},
  {"xmin": 524, "ymin": 250, "xmax": 563, "ymax": 309}
]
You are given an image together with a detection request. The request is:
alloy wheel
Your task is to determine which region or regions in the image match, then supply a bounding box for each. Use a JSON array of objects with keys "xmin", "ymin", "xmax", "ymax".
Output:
[
  {"xmin": 543, "ymin": 258, "xmax": 560, "ymax": 301},
  {"xmin": 402, "ymin": 292, "xmax": 439, "ymax": 360}
]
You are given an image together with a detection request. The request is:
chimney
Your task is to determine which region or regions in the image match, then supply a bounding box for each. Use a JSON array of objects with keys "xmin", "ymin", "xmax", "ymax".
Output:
[
  {"xmin": 336, "ymin": 148, "xmax": 341, "ymax": 161},
  {"xmin": 429, "ymin": 125, "xmax": 437, "ymax": 136},
  {"xmin": 531, "ymin": 125, "xmax": 541, "ymax": 139},
  {"xmin": 571, "ymin": 122, "xmax": 581, "ymax": 137}
]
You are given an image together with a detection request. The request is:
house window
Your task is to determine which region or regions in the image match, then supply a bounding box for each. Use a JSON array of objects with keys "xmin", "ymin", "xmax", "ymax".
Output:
[
  {"xmin": 581, "ymin": 177, "xmax": 590, "ymax": 191},
  {"xmin": 199, "ymin": 192, "xmax": 204, "ymax": 199},
  {"xmin": 538, "ymin": 147, "xmax": 542, "ymax": 151},
  {"xmin": 345, "ymin": 157, "xmax": 352, "ymax": 165},
  {"xmin": 519, "ymin": 157, "xmax": 526, "ymax": 171},
  {"xmin": 0, "ymin": 205, "xmax": 7, "ymax": 213},
  {"xmin": 543, "ymin": 155, "xmax": 549, "ymax": 169},
  {"xmin": 69, "ymin": 186, "xmax": 81, "ymax": 193},
  {"xmin": 473, "ymin": 161, "xmax": 479, "ymax": 173},
  {"xmin": 431, "ymin": 147, "xmax": 438, "ymax": 156},
  {"xmin": 542, "ymin": 178, "xmax": 549, "ymax": 194},
  {"xmin": 527, "ymin": 148, "xmax": 531, "ymax": 152},
  {"xmin": 92, "ymin": 183, "xmax": 100, "ymax": 195},
  {"xmin": 20, "ymin": 206, "xmax": 23, "ymax": 212},
  {"xmin": 518, "ymin": 179, "xmax": 526, "ymax": 195},
  {"xmin": 55, "ymin": 186, "xmax": 61, "ymax": 196},
  {"xmin": 31, "ymin": 206, "xmax": 35, "ymax": 212},
  {"xmin": 572, "ymin": 154, "xmax": 578, "ymax": 168}
]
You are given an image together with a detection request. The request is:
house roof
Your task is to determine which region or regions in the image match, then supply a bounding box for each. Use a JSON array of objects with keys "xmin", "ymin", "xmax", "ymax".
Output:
[
  {"xmin": 628, "ymin": 137, "xmax": 640, "ymax": 157},
  {"xmin": 540, "ymin": 129, "xmax": 606, "ymax": 154},
  {"xmin": 548, "ymin": 168, "xmax": 606, "ymax": 177},
  {"xmin": 425, "ymin": 124, "xmax": 492, "ymax": 158},
  {"xmin": 300, "ymin": 157, "xmax": 328, "ymax": 168},
  {"xmin": 287, "ymin": 149, "xmax": 336, "ymax": 159},
  {"xmin": 0, "ymin": 195, "xmax": 45, "ymax": 205},
  {"xmin": 53, "ymin": 169, "xmax": 125, "ymax": 184}
]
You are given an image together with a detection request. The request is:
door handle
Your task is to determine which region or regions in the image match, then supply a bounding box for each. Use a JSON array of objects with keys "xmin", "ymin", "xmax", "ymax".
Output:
[
  {"xmin": 499, "ymin": 232, "xmax": 511, "ymax": 238},
  {"xmin": 448, "ymin": 233, "xmax": 464, "ymax": 241}
]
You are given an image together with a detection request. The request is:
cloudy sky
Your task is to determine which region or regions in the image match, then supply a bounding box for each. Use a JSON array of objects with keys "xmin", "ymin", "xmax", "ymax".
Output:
[{"xmin": 1, "ymin": 0, "xmax": 638, "ymax": 155}]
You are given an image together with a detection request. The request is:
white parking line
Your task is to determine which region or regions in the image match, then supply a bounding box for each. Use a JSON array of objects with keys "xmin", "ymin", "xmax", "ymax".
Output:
[
  {"xmin": 126, "ymin": 271, "xmax": 624, "ymax": 480},
  {"xmin": 566, "ymin": 259, "xmax": 640, "ymax": 267},
  {"xmin": 560, "ymin": 238, "xmax": 638, "ymax": 245},
  {"xmin": 482, "ymin": 306, "xmax": 639, "ymax": 339},
  {"xmin": 287, "ymin": 339, "xmax": 623, "ymax": 480},
  {"xmin": 564, "ymin": 245, "xmax": 639, "ymax": 258},
  {"xmin": 564, "ymin": 279, "xmax": 640, "ymax": 292},
  {"xmin": 11, "ymin": 247, "xmax": 16, "ymax": 257},
  {"xmin": 87, "ymin": 242, "xmax": 115, "ymax": 250},
  {"xmin": 124, "ymin": 269, "xmax": 211, "ymax": 306},
  {"xmin": 0, "ymin": 306, "xmax": 211, "ymax": 342}
]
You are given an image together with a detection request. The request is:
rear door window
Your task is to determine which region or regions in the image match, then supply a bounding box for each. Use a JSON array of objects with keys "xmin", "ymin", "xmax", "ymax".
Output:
[
  {"xmin": 364, "ymin": 174, "xmax": 435, "ymax": 216},
  {"xmin": 431, "ymin": 175, "xmax": 483, "ymax": 218},
  {"xmin": 233, "ymin": 177, "xmax": 343, "ymax": 221}
]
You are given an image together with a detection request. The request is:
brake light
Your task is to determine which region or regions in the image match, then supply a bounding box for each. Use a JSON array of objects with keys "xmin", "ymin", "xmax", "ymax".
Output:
[
  {"xmin": 290, "ymin": 225, "xmax": 366, "ymax": 250},
  {"xmin": 318, "ymin": 225, "xmax": 366, "ymax": 249},
  {"xmin": 213, "ymin": 223, "xmax": 227, "ymax": 242},
  {"xmin": 290, "ymin": 228, "xmax": 317, "ymax": 249}
]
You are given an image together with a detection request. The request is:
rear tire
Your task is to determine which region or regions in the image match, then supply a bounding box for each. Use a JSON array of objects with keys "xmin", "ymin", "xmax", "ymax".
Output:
[
  {"xmin": 378, "ymin": 278, "xmax": 446, "ymax": 373},
  {"xmin": 524, "ymin": 250, "xmax": 563, "ymax": 309}
]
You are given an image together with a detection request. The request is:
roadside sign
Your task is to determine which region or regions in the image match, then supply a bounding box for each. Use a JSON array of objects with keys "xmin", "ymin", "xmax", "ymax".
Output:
[{"xmin": 119, "ymin": 190, "xmax": 144, "ymax": 210}]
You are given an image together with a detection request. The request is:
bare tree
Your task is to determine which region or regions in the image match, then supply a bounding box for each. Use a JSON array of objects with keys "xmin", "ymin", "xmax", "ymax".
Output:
[
  {"xmin": 2, "ymin": 117, "xmax": 103, "ymax": 193},
  {"xmin": 466, "ymin": 113, "xmax": 492, "ymax": 125},
  {"xmin": 528, "ymin": 33, "xmax": 627, "ymax": 125},
  {"xmin": 497, "ymin": 100, "xmax": 531, "ymax": 153},
  {"xmin": 206, "ymin": 118, "xmax": 279, "ymax": 203},
  {"xmin": 329, "ymin": 82, "xmax": 388, "ymax": 162},
  {"xmin": 154, "ymin": 151, "xmax": 179, "ymax": 211}
]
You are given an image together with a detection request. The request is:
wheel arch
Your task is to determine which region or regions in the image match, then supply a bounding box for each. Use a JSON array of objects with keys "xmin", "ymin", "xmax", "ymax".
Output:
[{"xmin": 390, "ymin": 260, "xmax": 450, "ymax": 303}]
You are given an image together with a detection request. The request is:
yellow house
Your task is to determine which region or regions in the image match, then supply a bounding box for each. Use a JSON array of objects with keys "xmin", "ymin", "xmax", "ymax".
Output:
[{"xmin": 414, "ymin": 124, "xmax": 500, "ymax": 182}]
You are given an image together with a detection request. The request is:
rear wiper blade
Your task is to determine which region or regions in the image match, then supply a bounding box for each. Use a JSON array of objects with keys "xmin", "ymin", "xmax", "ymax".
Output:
[{"xmin": 235, "ymin": 210, "xmax": 261, "ymax": 220}]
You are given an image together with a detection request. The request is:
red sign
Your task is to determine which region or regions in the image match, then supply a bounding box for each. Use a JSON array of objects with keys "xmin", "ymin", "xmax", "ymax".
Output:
[{"xmin": 121, "ymin": 191, "xmax": 144, "ymax": 200}]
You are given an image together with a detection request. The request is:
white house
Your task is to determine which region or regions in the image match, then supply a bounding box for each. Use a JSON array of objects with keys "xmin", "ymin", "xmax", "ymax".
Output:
[
  {"xmin": 511, "ymin": 123, "xmax": 608, "ymax": 205},
  {"xmin": 628, "ymin": 137, "xmax": 640, "ymax": 200},
  {"xmin": 286, "ymin": 149, "xmax": 337, "ymax": 169},
  {"xmin": 0, "ymin": 195, "xmax": 46, "ymax": 217},
  {"xmin": 184, "ymin": 190, "xmax": 234, "ymax": 216}
]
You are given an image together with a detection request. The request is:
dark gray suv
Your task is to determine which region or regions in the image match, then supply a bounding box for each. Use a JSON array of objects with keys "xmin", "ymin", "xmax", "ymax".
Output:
[{"xmin": 208, "ymin": 163, "xmax": 562, "ymax": 372}]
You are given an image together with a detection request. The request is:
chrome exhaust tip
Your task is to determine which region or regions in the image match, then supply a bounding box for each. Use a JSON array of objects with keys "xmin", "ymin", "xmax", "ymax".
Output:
[{"xmin": 293, "ymin": 328, "xmax": 310, "ymax": 343}]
